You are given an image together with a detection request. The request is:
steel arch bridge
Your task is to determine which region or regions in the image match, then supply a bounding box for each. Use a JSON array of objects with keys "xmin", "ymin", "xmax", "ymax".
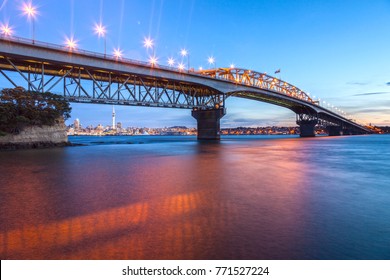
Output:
[{"xmin": 0, "ymin": 36, "xmax": 373, "ymax": 139}]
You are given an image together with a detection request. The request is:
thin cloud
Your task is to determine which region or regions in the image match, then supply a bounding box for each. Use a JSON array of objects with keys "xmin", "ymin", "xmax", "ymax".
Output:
[
  {"xmin": 0, "ymin": 0, "xmax": 7, "ymax": 11},
  {"xmin": 352, "ymin": 108, "xmax": 390, "ymax": 114},
  {"xmin": 347, "ymin": 81, "xmax": 370, "ymax": 86},
  {"xmin": 353, "ymin": 92, "xmax": 390, "ymax": 96}
]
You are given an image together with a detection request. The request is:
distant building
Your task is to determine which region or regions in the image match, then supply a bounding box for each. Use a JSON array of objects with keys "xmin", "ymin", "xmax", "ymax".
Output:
[
  {"xmin": 112, "ymin": 106, "xmax": 116, "ymax": 129},
  {"xmin": 74, "ymin": 118, "xmax": 80, "ymax": 131},
  {"xmin": 96, "ymin": 124, "xmax": 104, "ymax": 134}
]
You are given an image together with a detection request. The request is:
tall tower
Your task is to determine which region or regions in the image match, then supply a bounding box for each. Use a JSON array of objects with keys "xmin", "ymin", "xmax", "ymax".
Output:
[{"xmin": 112, "ymin": 106, "xmax": 116, "ymax": 129}]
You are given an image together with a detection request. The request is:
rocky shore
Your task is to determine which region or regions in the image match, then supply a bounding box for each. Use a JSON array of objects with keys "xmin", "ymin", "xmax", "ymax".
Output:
[{"xmin": 0, "ymin": 124, "xmax": 70, "ymax": 150}]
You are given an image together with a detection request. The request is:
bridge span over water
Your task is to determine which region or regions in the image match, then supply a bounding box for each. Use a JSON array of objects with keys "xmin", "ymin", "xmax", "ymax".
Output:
[{"xmin": 0, "ymin": 37, "xmax": 373, "ymax": 139}]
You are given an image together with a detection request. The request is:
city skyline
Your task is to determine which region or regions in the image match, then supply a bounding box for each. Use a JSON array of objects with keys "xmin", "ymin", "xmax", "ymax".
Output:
[{"xmin": 0, "ymin": 0, "xmax": 389, "ymax": 127}]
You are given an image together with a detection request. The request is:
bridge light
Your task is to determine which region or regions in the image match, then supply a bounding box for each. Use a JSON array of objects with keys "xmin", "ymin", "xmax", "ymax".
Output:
[
  {"xmin": 22, "ymin": 1, "xmax": 38, "ymax": 42},
  {"xmin": 208, "ymin": 56, "xmax": 215, "ymax": 66},
  {"xmin": 143, "ymin": 37, "xmax": 153, "ymax": 49},
  {"xmin": 167, "ymin": 57, "xmax": 175, "ymax": 67},
  {"xmin": 94, "ymin": 23, "xmax": 107, "ymax": 57},
  {"xmin": 113, "ymin": 48, "xmax": 123, "ymax": 59},
  {"xmin": 22, "ymin": 2, "xmax": 38, "ymax": 19},
  {"xmin": 0, "ymin": 23, "xmax": 13, "ymax": 36},
  {"xmin": 230, "ymin": 63, "xmax": 235, "ymax": 69},
  {"xmin": 94, "ymin": 23, "xmax": 106, "ymax": 37},
  {"xmin": 180, "ymin": 49, "xmax": 188, "ymax": 57},
  {"xmin": 198, "ymin": 66, "xmax": 203, "ymax": 70},
  {"xmin": 148, "ymin": 55, "xmax": 158, "ymax": 66},
  {"xmin": 180, "ymin": 49, "xmax": 190, "ymax": 71},
  {"xmin": 178, "ymin": 63, "xmax": 185, "ymax": 71},
  {"xmin": 65, "ymin": 36, "xmax": 77, "ymax": 50}
]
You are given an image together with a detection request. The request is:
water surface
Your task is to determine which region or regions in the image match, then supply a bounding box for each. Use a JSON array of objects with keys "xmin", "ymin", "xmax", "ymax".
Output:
[{"xmin": 1, "ymin": 135, "xmax": 389, "ymax": 259}]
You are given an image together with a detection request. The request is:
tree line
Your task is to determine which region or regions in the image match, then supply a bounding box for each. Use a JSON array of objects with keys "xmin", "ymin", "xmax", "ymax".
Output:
[{"xmin": 0, "ymin": 87, "xmax": 71, "ymax": 135}]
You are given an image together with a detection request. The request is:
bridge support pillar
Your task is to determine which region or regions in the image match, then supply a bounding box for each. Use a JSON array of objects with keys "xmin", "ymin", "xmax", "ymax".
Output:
[
  {"xmin": 296, "ymin": 113, "xmax": 317, "ymax": 137},
  {"xmin": 327, "ymin": 126, "xmax": 343, "ymax": 136},
  {"xmin": 192, "ymin": 108, "xmax": 226, "ymax": 140},
  {"xmin": 298, "ymin": 121, "xmax": 317, "ymax": 137}
]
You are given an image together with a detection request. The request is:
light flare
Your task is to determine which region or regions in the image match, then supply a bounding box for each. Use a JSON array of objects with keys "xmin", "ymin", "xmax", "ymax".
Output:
[
  {"xmin": 143, "ymin": 37, "xmax": 153, "ymax": 49},
  {"xmin": 178, "ymin": 63, "xmax": 185, "ymax": 71},
  {"xmin": 94, "ymin": 23, "xmax": 106, "ymax": 37},
  {"xmin": 167, "ymin": 57, "xmax": 175, "ymax": 67},
  {"xmin": 180, "ymin": 48, "xmax": 188, "ymax": 57},
  {"xmin": 113, "ymin": 48, "xmax": 123, "ymax": 59},
  {"xmin": 65, "ymin": 36, "xmax": 77, "ymax": 50},
  {"xmin": 149, "ymin": 55, "xmax": 158, "ymax": 66},
  {"xmin": 208, "ymin": 56, "xmax": 215, "ymax": 65},
  {"xmin": 0, "ymin": 23, "xmax": 13, "ymax": 36},
  {"xmin": 22, "ymin": 2, "xmax": 38, "ymax": 19}
]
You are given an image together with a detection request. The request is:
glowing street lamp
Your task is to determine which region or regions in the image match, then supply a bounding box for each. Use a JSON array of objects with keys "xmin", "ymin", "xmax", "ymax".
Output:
[
  {"xmin": 208, "ymin": 56, "xmax": 215, "ymax": 68},
  {"xmin": 143, "ymin": 37, "xmax": 153, "ymax": 49},
  {"xmin": 149, "ymin": 55, "xmax": 158, "ymax": 66},
  {"xmin": 178, "ymin": 62, "xmax": 185, "ymax": 72},
  {"xmin": 230, "ymin": 63, "xmax": 235, "ymax": 69},
  {"xmin": 0, "ymin": 23, "xmax": 13, "ymax": 37},
  {"xmin": 167, "ymin": 57, "xmax": 175, "ymax": 67},
  {"xmin": 180, "ymin": 48, "xmax": 189, "ymax": 71},
  {"xmin": 94, "ymin": 23, "xmax": 107, "ymax": 57},
  {"xmin": 22, "ymin": 1, "xmax": 38, "ymax": 43},
  {"xmin": 65, "ymin": 36, "xmax": 77, "ymax": 51},
  {"xmin": 113, "ymin": 48, "xmax": 123, "ymax": 60}
]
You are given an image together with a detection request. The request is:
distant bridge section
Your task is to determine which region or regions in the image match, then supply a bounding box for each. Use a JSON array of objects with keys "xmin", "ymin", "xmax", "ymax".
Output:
[{"xmin": 0, "ymin": 36, "xmax": 373, "ymax": 139}]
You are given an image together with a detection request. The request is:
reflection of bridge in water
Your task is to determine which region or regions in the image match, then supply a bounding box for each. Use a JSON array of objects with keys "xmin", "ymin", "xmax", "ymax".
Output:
[{"xmin": 0, "ymin": 36, "xmax": 373, "ymax": 139}]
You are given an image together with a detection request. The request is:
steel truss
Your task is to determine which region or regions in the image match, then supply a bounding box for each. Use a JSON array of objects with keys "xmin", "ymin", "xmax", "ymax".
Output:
[
  {"xmin": 198, "ymin": 68, "xmax": 314, "ymax": 103},
  {"xmin": 0, "ymin": 57, "xmax": 223, "ymax": 109},
  {"xmin": 296, "ymin": 113, "xmax": 318, "ymax": 125}
]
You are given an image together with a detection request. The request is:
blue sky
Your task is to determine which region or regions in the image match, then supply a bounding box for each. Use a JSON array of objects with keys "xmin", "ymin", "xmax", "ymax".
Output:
[{"xmin": 1, "ymin": 0, "xmax": 389, "ymax": 127}]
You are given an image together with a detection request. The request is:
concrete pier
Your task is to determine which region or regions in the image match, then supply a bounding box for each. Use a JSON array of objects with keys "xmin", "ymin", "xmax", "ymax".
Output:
[
  {"xmin": 327, "ymin": 125, "xmax": 343, "ymax": 136},
  {"xmin": 298, "ymin": 120, "xmax": 317, "ymax": 137},
  {"xmin": 192, "ymin": 108, "xmax": 226, "ymax": 140}
]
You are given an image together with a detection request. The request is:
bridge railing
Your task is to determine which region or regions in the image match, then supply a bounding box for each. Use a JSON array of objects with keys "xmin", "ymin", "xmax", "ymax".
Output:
[{"xmin": 0, "ymin": 35, "xmax": 201, "ymax": 76}]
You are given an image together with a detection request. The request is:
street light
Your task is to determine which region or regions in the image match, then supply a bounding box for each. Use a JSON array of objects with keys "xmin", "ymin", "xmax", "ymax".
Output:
[
  {"xmin": 94, "ymin": 23, "xmax": 107, "ymax": 57},
  {"xmin": 113, "ymin": 48, "xmax": 123, "ymax": 60},
  {"xmin": 65, "ymin": 36, "xmax": 77, "ymax": 51},
  {"xmin": 143, "ymin": 37, "xmax": 153, "ymax": 50},
  {"xmin": 22, "ymin": 1, "xmax": 38, "ymax": 43},
  {"xmin": 208, "ymin": 56, "xmax": 215, "ymax": 68},
  {"xmin": 167, "ymin": 57, "xmax": 175, "ymax": 67},
  {"xmin": 180, "ymin": 48, "xmax": 189, "ymax": 71},
  {"xmin": 178, "ymin": 62, "xmax": 185, "ymax": 72},
  {"xmin": 0, "ymin": 23, "xmax": 13, "ymax": 37},
  {"xmin": 149, "ymin": 55, "xmax": 158, "ymax": 67}
]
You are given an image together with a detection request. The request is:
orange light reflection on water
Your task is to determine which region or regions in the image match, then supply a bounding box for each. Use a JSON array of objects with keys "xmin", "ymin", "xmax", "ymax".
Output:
[{"xmin": 1, "ymin": 190, "xmax": 209, "ymax": 259}]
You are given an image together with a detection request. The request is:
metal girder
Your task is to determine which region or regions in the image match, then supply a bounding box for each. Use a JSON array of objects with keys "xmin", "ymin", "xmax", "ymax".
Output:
[
  {"xmin": 0, "ymin": 56, "xmax": 223, "ymax": 109},
  {"xmin": 197, "ymin": 67, "xmax": 314, "ymax": 104},
  {"xmin": 296, "ymin": 113, "xmax": 318, "ymax": 124}
]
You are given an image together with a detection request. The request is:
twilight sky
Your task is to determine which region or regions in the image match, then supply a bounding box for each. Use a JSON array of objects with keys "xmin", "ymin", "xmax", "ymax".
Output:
[{"xmin": 1, "ymin": 0, "xmax": 389, "ymax": 128}]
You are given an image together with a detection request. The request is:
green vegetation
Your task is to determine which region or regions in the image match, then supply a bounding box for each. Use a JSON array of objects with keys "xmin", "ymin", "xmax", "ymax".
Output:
[{"xmin": 0, "ymin": 87, "xmax": 71, "ymax": 135}]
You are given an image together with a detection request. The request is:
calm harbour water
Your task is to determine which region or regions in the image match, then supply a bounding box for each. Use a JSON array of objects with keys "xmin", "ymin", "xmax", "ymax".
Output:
[{"xmin": 0, "ymin": 134, "xmax": 389, "ymax": 260}]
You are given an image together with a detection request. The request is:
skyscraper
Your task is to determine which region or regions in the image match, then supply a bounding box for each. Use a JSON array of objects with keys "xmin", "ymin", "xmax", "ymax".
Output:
[
  {"xmin": 74, "ymin": 118, "xmax": 80, "ymax": 131},
  {"xmin": 112, "ymin": 106, "xmax": 116, "ymax": 129}
]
